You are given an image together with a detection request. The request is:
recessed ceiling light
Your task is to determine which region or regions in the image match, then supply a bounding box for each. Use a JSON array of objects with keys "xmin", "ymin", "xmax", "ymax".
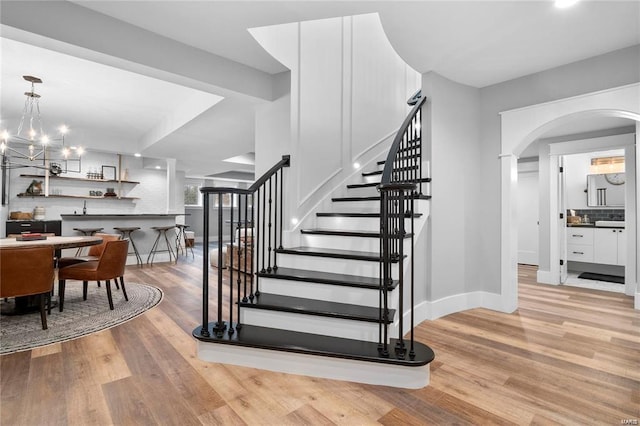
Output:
[
  {"xmin": 555, "ymin": 0, "xmax": 579, "ymax": 8},
  {"xmin": 134, "ymin": 153, "xmax": 141, "ymax": 157},
  {"xmin": 155, "ymin": 165, "xmax": 161, "ymax": 169}
]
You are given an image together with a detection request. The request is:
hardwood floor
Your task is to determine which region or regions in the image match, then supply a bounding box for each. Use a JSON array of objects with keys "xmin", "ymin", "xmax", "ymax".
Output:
[{"xmin": 1, "ymin": 257, "xmax": 638, "ymax": 425}]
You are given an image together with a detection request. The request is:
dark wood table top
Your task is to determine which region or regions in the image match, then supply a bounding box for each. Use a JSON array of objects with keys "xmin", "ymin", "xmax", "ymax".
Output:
[{"xmin": 0, "ymin": 236, "xmax": 102, "ymax": 250}]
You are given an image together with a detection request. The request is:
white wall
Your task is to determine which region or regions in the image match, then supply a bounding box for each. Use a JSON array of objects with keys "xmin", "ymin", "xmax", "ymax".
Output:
[
  {"xmin": 482, "ymin": 45, "xmax": 640, "ymax": 297},
  {"xmin": 251, "ymin": 13, "xmax": 420, "ymax": 229},
  {"xmin": 422, "ymin": 72, "xmax": 481, "ymax": 302},
  {"xmin": 564, "ymin": 148, "xmax": 625, "ymax": 210},
  {"xmin": 5, "ymin": 150, "xmax": 184, "ymax": 228}
]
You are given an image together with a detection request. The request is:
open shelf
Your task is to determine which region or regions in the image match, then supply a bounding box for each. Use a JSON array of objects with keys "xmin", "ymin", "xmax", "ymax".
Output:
[
  {"xmin": 17, "ymin": 193, "xmax": 139, "ymax": 200},
  {"xmin": 19, "ymin": 174, "xmax": 140, "ymax": 185}
]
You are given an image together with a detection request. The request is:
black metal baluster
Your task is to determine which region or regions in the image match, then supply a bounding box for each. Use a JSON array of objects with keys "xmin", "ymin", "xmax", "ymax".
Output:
[
  {"xmin": 409, "ymin": 193, "xmax": 416, "ymax": 360},
  {"xmin": 228, "ymin": 194, "xmax": 234, "ymax": 336},
  {"xmin": 251, "ymin": 192, "xmax": 256, "ymax": 301},
  {"xmin": 200, "ymin": 192, "xmax": 210, "ymax": 337},
  {"xmin": 215, "ymin": 193, "xmax": 225, "ymax": 337},
  {"xmin": 236, "ymin": 196, "xmax": 243, "ymax": 331},
  {"xmin": 267, "ymin": 177, "xmax": 273, "ymax": 273},
  {"xmin": 261, "ymin": 183, "xmax": 266, "ymax": 276},
  {"xmin": 395, "ymin": 190, "xmax": 406, "ymax": 359},
  {"xmin": 379, "ymin": 190, "xmax": 389, "ymax": 357},
  {"xmin": 273, "ymin": 172, "xmax": 279, "ymax": 271},
  {"xmin": 242, "ymin": 194, "xmax": 249, "ymax": 303},
  {"xmin": 278, "ymin": 168, "xmax": 284, "ymax": 251},
  {"xmin": 418, "ymin": 109, "xmax": 423, "ymax": 195}
]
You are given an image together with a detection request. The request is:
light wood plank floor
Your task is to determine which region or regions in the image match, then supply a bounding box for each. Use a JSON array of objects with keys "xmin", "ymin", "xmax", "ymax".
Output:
[{"xmin": 1, "ymin": 256, "xmax": 638, "ymax": 425}]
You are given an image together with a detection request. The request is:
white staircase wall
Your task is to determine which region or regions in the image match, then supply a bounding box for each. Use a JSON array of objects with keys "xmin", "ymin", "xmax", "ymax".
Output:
[{"xmin": 251, "ymin": 13, "xmax": 421, "ymax": 234}]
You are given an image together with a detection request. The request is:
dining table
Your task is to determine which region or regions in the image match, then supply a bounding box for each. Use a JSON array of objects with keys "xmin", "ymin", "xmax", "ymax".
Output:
[
  {"xmin": 0, "ymin": 235, "xmax": 103, "ymax": 250},
  {"xmin": 0, "ymin": 235, "xmax": 103, "ymax": 315}
]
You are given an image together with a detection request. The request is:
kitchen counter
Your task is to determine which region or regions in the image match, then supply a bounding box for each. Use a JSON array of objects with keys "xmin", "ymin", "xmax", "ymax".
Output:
[
  {"xmin": 567, "ymin": 223, "xmax": 625, "ymax": 229},
  {"xmin": 60, "ymin": 214, "xmax": 187, "ymax": 264},
  {"xmin": 61, "ymin": 214, "xmax": 185, "ymax": 218}
]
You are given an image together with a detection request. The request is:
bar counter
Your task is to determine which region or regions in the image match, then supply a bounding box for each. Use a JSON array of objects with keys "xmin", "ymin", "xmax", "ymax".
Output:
[{"xmin": 61, "ymin": 213, "xmax": 185, "ymax": 264}]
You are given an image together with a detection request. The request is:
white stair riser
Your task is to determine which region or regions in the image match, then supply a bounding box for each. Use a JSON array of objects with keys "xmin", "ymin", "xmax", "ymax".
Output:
[
  {"xmin": 316, "ymin": 216, "xmax": 379, "ymax": 231},
  {"xmin": 301, "ymin": 233, "xmax": 411, "ymax": 253},
  {"xmin": 197, "ymin": 341, "xmax": 430, "ymax": 389},
  {"xmin": 363, "ymin": 175, "xmax": 382, "ymax": 184},
  {"xmin": 276, "ymin": 254, "xmax": 398, "ymax": 278},
  {"xmin": 258, "ymin": 276, "xmax": 398, "ymax": 309},
  {"xmin": 316, "ymin": 216, "xmax": 416, "ymax": 232},
  {"xmin": 346, "ymin": 186, "xmax": 380, "ymax": 197},
  {"xmin": 240, "ymin": 309, "xmax": 382, "ymax": 342},
  {"xmin": 328, "ymin": 200, "xmax": 380, "ymax": 212}
]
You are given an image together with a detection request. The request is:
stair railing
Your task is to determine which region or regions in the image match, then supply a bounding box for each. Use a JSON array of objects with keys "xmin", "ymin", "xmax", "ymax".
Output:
[
  {"xmin": 377, "ymin": 94, "xmax": 427, "ymax": 359},
  {"xmin": 197, "ymin": 155, "xmax": 290, "ymax": 339}
]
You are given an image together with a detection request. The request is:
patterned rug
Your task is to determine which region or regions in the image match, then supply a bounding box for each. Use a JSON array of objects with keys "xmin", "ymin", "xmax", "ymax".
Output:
[{"xmin": 0, "ymin": 282, "xmax": 163, "ymax": 355}]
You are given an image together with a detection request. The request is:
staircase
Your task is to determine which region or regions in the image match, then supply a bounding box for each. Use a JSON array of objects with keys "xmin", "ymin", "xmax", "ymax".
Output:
[{"xmin": 193, "ymin": 95, "xmax": 434, "ymax": 389}]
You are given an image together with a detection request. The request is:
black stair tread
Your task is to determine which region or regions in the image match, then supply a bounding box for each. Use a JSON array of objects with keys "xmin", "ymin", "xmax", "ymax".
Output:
[
  {"xmin": 301, "ymin": 228, "xmax": 412, "ymax": 238},
  {"xmin": 193, "ymin": 323, "xmax": 435, "ymax": 367},
  {"xmin": 257, "ymin": 267, "xmax": 398, "ymax": 290},
  {"xmin": 275, "ymin": 246, "xmax": 400, "ymax": 262},
  {"xmin": 362, "ymin": 165, "xmax": 418, "ymax": 177},
  {"xmin": 238, "ymin": 292, "xmax": 394, "ymax": 323},
  {"xmin": 316, "ymin": 212, "xmax": 422, "ymax": 218},
  {"xmin": 332, "ymin": 194, "xmax": 432, "ymax": 202},
  {"xmin": 347, "ymin": 178, "xmax": 431, "ymax": 189}
]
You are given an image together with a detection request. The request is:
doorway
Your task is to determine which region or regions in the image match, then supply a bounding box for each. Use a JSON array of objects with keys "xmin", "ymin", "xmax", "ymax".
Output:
[{"xmin": 499, "ymin": 83, "xmax": 640, "ymax": 312}]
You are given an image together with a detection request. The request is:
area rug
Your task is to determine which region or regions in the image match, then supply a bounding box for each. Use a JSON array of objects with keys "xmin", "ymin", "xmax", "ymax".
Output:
[
  {"xmin": 577, "ymin": 272, "xmax": 625, "ymax": 284},
  {"xmin": 0, "ymin": 282, "xmax": 163, "ymax": 355}
]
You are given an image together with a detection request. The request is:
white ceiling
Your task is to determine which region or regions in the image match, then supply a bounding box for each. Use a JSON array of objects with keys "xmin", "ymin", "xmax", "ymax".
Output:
[{"xmin": 1, "ymin": 1, "xmax": 639, "ymax": 176}]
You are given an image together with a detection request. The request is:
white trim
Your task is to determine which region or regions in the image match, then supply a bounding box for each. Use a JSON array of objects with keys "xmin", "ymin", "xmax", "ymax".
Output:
[
  {"xmin": 536, "ymin": 269, "xmax": 557, "ymax": 285},
  {"xmin": 197, "ymin": 341, "xmax": 430, "ymax": 389},
  {"xmin": 549, "ymin": 133, "xmax": 634, "ymax": 156},
  {"xmin": 499, "ymin": 83, "xmax": 640, "ymax": 115},
  {"xmin": 411, "ymin": 291, "xmax": 510, "ymax": 322},
  {"xmin": 298, "ymin": 166, "xmax": 343, "ymax": 206}
]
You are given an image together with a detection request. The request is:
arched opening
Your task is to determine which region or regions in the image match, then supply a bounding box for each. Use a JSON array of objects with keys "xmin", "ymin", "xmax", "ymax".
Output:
[{"xmin": 500, "ymin": 84, "xmax": 640, "ymax": 312}]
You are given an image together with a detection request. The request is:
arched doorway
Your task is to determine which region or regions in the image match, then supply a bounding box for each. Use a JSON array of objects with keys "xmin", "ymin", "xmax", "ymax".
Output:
[{"xmin": 500, "ymin": 83, "xmax": 640, "ymax": 311}]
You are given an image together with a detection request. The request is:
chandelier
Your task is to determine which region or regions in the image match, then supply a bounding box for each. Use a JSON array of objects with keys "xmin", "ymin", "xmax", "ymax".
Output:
[{"xmin": 1, "ymin": 75, "xmax": 83, "ymax": 174}]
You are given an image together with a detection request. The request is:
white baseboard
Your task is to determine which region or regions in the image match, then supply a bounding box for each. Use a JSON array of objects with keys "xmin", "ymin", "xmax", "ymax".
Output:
[
  {"xmin": 410, "ymin": 291, "xmax": 511, "ymax": 323},
  {"xmin": 635, "ymin": 292, "xmax": 640, "ymax": 310},
  {"xmin": 197, "ymin": 341, "xmax": 429, "ymax": 389},
  {"xmin": 536, "ymin": 269, "xmax": 558, "ymax": 285}
]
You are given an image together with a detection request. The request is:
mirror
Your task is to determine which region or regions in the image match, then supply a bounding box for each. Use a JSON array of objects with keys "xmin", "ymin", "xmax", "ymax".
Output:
[{"xmin": 587, "ymin": 173, "xmax": 625, "ymax": 206}]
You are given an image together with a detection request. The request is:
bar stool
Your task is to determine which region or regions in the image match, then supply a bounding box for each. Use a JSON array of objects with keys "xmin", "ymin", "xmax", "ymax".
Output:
[
  {"xmin": 113, "ymin": 227, "xmax": 143, "ymax": 266},
  {"xmin": 175, "ymin": 224, "xmax": 194, "ymax": 258},
  {"xmin": 73, "ymin": 227, "xmax": 104, "ymax": 255},
  {"xmin": 147, "ymin": 225, "xmax": 176, "ymax": 265}
]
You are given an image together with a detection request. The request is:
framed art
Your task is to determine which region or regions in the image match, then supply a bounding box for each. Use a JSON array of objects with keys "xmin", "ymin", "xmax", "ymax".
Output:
[{"xmin": 101, "ymin": 165, "xmax": 117, "ymax": 181}]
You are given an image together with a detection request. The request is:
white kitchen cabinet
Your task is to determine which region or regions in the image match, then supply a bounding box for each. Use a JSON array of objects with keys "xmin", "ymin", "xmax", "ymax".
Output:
[
  {"xmin": 593, "ymin": 228, "xmax": 626, "ymax": 266},
  {"xmin": 616, "ymin": 229, "xmax": 626, "ymax": 266},
  {"xmin": 567, "ymin": 228, "xmax": 594, "ymax": 262}
]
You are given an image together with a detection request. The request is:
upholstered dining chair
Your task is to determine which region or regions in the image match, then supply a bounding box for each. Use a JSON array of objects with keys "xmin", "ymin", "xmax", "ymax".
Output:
[
  {"xmin": 58, "ymin": 239, "xmax": 129, "ymax": 312},
  {"xmin": 0, "ymin": 246, "xmax": 55, "ymax": 329},
  {"xmin": 57, "ymin": 233, "xmax": 122, "ymax": 289}
]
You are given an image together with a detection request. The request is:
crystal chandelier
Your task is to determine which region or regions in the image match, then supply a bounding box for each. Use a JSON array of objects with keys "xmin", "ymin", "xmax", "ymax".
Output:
[{"xmin": 1, "ymin": 75, "xmax": 83, "ymax": 174}]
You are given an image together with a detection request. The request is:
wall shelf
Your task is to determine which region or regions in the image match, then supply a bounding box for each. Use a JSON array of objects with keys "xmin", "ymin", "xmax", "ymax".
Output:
[
  {"xmin": 19, "ymin": 174, "xmax": 140, "ymax": 185},
  {"xmin": 17, "ymin": 193, "xmax": 139, "ymax": 200}
]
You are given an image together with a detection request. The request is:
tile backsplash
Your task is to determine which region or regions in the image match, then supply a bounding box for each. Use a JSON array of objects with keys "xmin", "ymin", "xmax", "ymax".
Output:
[{"xmin": 569, "ymin": 209, "xmax": 625, "ymax": 222}]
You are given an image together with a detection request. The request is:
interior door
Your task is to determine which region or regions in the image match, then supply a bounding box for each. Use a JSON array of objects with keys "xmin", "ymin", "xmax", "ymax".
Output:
[
  {"xmin": 517, "ymin": 168, "xmax": 539, "ymax": 265},
  {"xmin": 559, "ymin": 156, "xmax": 568, "ymax": 283}
]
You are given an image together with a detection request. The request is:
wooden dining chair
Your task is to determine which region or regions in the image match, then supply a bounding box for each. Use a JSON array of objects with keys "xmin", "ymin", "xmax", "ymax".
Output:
[
  {"xmin": 58, "ymin": 239, "xmax": 129, "ymax": 312},
  {"xmin": 0, "ymin": 246, "xmax": 55, "ymax": 329}
]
